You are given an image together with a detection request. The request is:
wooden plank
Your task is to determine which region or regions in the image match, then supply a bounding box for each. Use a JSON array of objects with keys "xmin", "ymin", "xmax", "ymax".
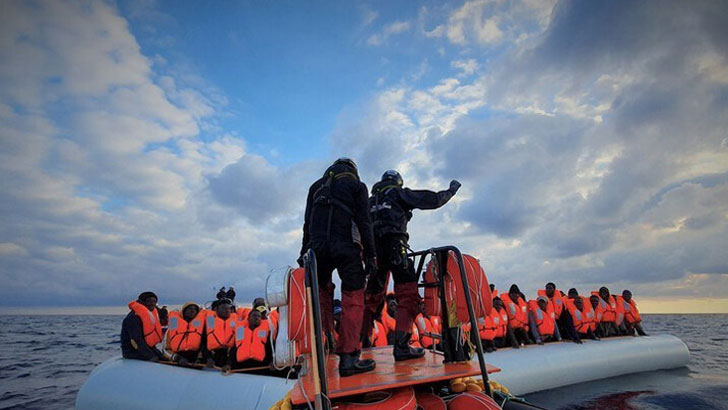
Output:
[{"xmin": 290, "ymin": 347, "xmax": 500, "ymax": 405}]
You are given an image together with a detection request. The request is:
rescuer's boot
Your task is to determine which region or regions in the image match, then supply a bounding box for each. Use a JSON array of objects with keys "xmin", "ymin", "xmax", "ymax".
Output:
[{"xmin": 393, "ymin": 330, "xmax": 425, "ymax": 361}]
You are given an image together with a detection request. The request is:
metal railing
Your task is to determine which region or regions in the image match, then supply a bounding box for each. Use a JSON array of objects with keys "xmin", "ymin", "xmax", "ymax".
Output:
[{"xmin": 412, "ymin": 246, "xmax": 492, "ymax": 396}]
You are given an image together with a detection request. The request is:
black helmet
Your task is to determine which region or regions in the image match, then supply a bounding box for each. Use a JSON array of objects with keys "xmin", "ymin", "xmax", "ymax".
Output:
[
  {"xmin": 381, "ymin": 169, "xmax": 403, "ymax": 186},
  {"xmin": 333, "ymin": 157, "xmax": 357, "ymax": 172}
]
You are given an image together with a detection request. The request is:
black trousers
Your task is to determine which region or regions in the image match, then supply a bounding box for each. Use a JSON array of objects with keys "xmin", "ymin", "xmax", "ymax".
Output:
[
  {"xmin": 310, "ymin": 240, "xmax": 366, "ymax": 291},
  {"xmin": 366, "ymin": 234, "xmax": 417, "ymax": 295}
]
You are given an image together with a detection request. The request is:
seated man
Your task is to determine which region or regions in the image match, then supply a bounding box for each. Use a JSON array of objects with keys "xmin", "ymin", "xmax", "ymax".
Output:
[
  {"xmin": 528, "ymin": 296, "xmax": 562, "ymax": 345},
  {"xmin": 121, "ymin": 291, "xmax": 165, "ymax": 361},
  {"xmin": 619, "ymin": 290, "xmax": 647, "ymax": 336},
  {"xmin": 415, "ymin": 300, "xmax": 437, "ymax": 349},
  {"xmin": 500, "ymin": 284, "xmax": 533, "ymax": 346},
  {"xmin": 478, "ymin": 300, "xmax": 503, "ymax": 352},
  {"xmin": 166, "ymin": 302, "xmax": 205, "ymax": 365},
  {"xmin": 589, "ymin": 294, "xmax": 606, "ymax": 338},
  {"xmin": 203, "ymin": 298, "xmax": 237, "ymax": 371},
  {"xmin": 566, "ymin": 289, "xmax": 599, "ymax": 341},
  {"xmin": 491, "ymin": 297, "xmax": 520, "ymax": 349},
  {"xmin": 592, "ymin": 287, "xmax": 620, "ymax": 337},
  {"xmin": 382, "ymin": 295, "xmax": 397, "ymax": 345},
  {"xmin": 234, "ymin": 310, "xmax": 271, "ymax": 368}
]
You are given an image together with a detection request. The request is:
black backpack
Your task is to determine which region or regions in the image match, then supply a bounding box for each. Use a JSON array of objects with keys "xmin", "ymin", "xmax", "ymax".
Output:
[{"xmin": 310, "ymin": 169, "xmax": 359, "ymax": 240}]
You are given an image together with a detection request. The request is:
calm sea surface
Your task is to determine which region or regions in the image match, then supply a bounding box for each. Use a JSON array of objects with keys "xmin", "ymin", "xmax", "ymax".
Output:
[{"xmin": 0, "ymin": 314, "xmax": 725, "ymax": 409}]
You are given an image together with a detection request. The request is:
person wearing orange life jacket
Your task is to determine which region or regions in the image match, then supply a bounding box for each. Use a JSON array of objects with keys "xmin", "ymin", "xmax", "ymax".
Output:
[
  {"xmin": 592, "ymin": 287, "xmax": 620, "ymax": 337},
  {"xmin": 527, "ymin": 296, "xmax": 562, "ymax": 345},
  {"xmin": 489, "ymin": 283, "xmax": 499, "ymax": 299},
  {"xmin": 234, "ymin": 309, "xmax": 271, "ymax": 368},
  {"xmin": 381, "ymin": 296, "xmax": 397, "ymax": 345},
  {"xmin": 565, "ymin": 289, "xmax": 600, "ymax": 341},
  {"xmin": 478, "ymin": 304, "xmax": 501, "ymax": 352},
  {"xmin": 490, "ymin": 297, "xmax": 520, "ymax": 349},
  {"xmin": 415, "ymin": 301, "xmax": 436, "ymax": 349},
  {"xmin": 561, "ymin": 291, "xmax": 584, "ymax": 345},
  {"xmin": 165, "ymin": 302, "xmax": 205, "ymax": 366},
  {"xmin": 370, "ymin": 318, "xmax": 389, "ymax": 347},
  {"xmin": 619, "ymin": 290, "xmax": 647, "ymax": 336},
  {"xmin": 589, "ymin": 295, "xmax": 606, "ymax": 337},
  {"xmin": 538, "ymin": 282, "xmax": 567, "ymax": 337},
  {"xmin": 500, "ymin": 284, "xmax": 534, "ymax": 346},
  {"xmin": 121, "ymin": 291, "xmax": 166, "ymax": 361},
  {"xmin": 203, "ymin": 298, "xmax": 237, "ymax": 371}
]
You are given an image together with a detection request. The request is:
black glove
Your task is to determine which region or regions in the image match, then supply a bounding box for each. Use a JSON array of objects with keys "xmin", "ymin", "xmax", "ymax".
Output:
[
  {"xmin": 365, "ymin": 257, "xmax": 378, "ymax": 278},
  {"xmin": 449, "ymin": 179, "xmax": 461, "ymax": 194}
]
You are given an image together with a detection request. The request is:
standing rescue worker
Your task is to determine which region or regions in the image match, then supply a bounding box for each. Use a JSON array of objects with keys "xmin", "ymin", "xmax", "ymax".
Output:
[
  {"xmin": 121, "ymin": 291, "xmax": 166, "ymax": 361},
  {"xmin": 363, "ymin": 170, "xmax": 461, "ymax": 361},
  {"xmin": 299, "ymin": 158, "xmax": 377, "ymax": 377}
]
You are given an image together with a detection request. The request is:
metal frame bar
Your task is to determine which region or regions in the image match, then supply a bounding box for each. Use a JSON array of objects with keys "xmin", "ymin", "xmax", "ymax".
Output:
[{"xmin": 303, "ymin": 249, "xmax": 330, "ymax": 410}]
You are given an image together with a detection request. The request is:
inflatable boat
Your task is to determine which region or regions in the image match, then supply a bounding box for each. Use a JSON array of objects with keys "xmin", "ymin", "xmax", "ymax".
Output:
[{"xmin": 76, "ymin": 246, "xmax": 691, "ymax": 409}]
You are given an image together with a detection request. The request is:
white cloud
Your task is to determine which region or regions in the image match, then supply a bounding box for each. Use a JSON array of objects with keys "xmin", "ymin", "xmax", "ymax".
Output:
[
  {"xmin": 451, "ymin": 59, "xmax": 479, "ymax": 76},
  {"xmin": 367, "ymin": 20, "xmax": 411, "ymax": 46}
]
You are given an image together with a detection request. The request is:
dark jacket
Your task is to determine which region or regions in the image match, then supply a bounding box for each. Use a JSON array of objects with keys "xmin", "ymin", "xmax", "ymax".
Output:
[
  {"xmin": 216, "ymin": 290, "xmax": 226, "ymax": 300},
  {"xmin": 369, "ymin": 180, "xmax": 455, "ymax": 238},
  {"xmin": 120, "ymin": 311, "xmax": 164, "ymax": 361},
  {"xmin": 300, "ymin": 162, "xmax": 375, "ymax": 259}
]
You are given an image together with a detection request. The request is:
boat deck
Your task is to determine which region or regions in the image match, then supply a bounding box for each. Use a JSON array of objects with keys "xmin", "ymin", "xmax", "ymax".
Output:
[{"xmin": 290, "ymin": 346, "xmax": 500, "ymax": 405}]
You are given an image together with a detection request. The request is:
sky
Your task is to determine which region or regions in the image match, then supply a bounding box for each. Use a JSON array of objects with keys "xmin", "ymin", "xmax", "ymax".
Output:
[{"xmin": 0, "ymin": 0, "xmax": 726, "ymax": 312}]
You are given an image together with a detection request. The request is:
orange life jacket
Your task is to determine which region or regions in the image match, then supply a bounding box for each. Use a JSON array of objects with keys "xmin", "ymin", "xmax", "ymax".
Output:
[
  {"xmin": 382, "ymin": 309, "xmax": 396, "ymax": 334},
  {"xmin": 578, "ymin": 296, "xmax": 596, "ymax": 333},
  {"xmin": 235, "ymin": 320, "xmax": 269, "ymax": 362},
  {"xmin": 166, "ymin": 310, "xmax": 204, "ymax": 353},
  {"xmin": 500, "ymin": 293, "xmax": 528, "ymax": 330},
  {"xmin": 269, "ymin": 309, "xmax": 279, "ymax": 339},
  {"xmin": 430, "ymin": 315, "xmax": 442, "ymax": 334},
  {"xmin": 205, "ymin": 310, "xmax": 237, "ymax": 351},
  {"xmin": 527, "ymin": 300, "xmax": 556, "ymax": 337},
  {"xmin": 591, "ymin": 292, "xmax": 617, "ymax": 322},
  {"xmin": 416, "ymin": 314, "xmax": 435, "ymax": 348},
  {"xmin": 410, "ymin": 322, "xmax": 422, "ymax": 348},
  {"xmin": 537, "ymin": 289, "xmax": 565, "ymax": 317},
  {"xmin": 491, "ymin": 289, "xmax": 499, "ymax": 298},
  {"xmin": 478, "ymin": 309, "xmax": 500, "ymax": 341},
  {"xmin": 495, "ymin": 308, "xmax": 508, "ymax": 338},
  {"xmin": 371, "ymin": 320, "xmax": 388, "ymax": 347},
  {"xmin": 618, "ymin": 296, "xmax": 642, "ymax": 324},
  {"xmin": 128, "ymin": 301, "xmax": 163, "ymax": 348},
  {"xmin": 236, "ymin": 307, "xmax": 251, "ymax": 322},
  {"xmin": 590, "ymin": 302, "xmax": 603, "ymax": 331},
  {"xmin": 612, "ymin": 294, "xmax": 625, "ymax": 326},
  {"xmin": 564, "ymin": 299, "xmax": 590, "ymax": 334}
]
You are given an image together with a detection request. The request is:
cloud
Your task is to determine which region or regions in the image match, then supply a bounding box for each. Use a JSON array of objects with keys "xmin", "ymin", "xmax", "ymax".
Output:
[{"xmin": 367, "ymin": 21, "xmax": 412, "ymax": 46}]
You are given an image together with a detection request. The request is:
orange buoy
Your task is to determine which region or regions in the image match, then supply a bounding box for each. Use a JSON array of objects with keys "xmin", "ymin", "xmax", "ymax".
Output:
[
  {"xmin": 415, "ymin": 391, "xmax": 446, "ymax": 410},
  {"xmin": 287, "ymin": 267, "xmax": 310, "ymax": 354},
  {"xmin": 447, "ymin": 392, "xmax": 500, "ymax": 410},
  {"xmin": 334, "ymin": 387, "xmax": 417, "ymax": 410},
  {"xmin": 424, "ymin": 252, "xmax": 492, "ymax": 323}
]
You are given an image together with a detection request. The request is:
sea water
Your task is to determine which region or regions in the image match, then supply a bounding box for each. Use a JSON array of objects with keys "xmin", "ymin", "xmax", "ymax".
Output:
[{"xmin": 0, "ymin": 314, "xmax": 725, "ymax": 409}]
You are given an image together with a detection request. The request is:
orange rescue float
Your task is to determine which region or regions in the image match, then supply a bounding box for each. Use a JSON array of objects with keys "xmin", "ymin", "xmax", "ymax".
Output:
[
  {"xmin": 333, "ymin": 387, "xmax": 417, "ymax": 410},
  {"xmin": 424, "ymin": 252, "xmax": 492, "ymax": 323}
]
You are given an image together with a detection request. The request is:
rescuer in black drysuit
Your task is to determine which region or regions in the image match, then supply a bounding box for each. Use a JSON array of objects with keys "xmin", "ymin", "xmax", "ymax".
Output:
[
  {"xmin": 299, "ymin": 158, "xmax": 377, "ymax": 377},
  {"xmin": 362, "ymin": 170, "xmax": 461, "ymax": 361}
]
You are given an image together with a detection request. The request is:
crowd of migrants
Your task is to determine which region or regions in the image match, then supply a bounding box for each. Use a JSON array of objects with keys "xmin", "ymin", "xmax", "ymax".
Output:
[
  {"xmin": 120, "ymin": 158, "xmax": 646, "ymax": 375},
  {"xmin": 120, "ymin": 282, "xmax": 647, "ymax": 371}
]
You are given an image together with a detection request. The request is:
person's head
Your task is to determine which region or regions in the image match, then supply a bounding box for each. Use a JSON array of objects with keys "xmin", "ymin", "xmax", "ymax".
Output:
[
  {"xmin": 158, "ymin": 306, "xmax": 169, "ymax": 326},
  {"xmin": 255, "ymin": 304, "xmax": 268, "ymax": 319},
  {"xmin": 387, "ymin": 298, "xmax": 398, "ymax": 317},
  {"xmin": 590, "ymin": 295, "xmax": 599, "ymax": 309},
  {"xmin": 575, "ymin": 297, "xmax": 584, "ymax": 311},
  {"xmin": 489, "ymin": 284, "xmax": 495, "ymax": 292},
  {"xmin": 381, "ymin": 170, "xmax": 403, "ymax": 186},
  {"xmin": 333, "ymin": 299, "xmax": 342, "ymax": 322},
  {"xmin": 599, "ymin": 286, "xmax": 610, "ymax": 299},
  {"xmin": 622, "ymin": 290, "xmax": 632, "ymax": 302},
  {"xmin": 537, "ymin": 296, "xmax": 549, "ymax": 311},
  {"xmin": 252, "ymin": 297, "xmax": 265, "ymax": 308},
  {"xmin": 509, "ymin": 284, "xmax": 521, "ymax": 300},
  {"xmin": 220, "ymin": 287, "xmax": 225, "ymax": 291},
  {"xmin": 137, "ymin": 291, "xmax": 158, "ymax": 312},
  {"xmin": 216, "ymin": 299, "xmax": 232, "ymax": 319},
  {"xmin": 420, "ymin": 300, "xmax": 426, "ymax": 315},
  {"xmin": 181, "ymin": 302, "xmax": 200, "ymax": 321},
  {"xmin": 248, "ymin": 309, "xmax": 262, "ymax": 329},
  {"xmin": 228, "ymin": 286, "xmax": 234, "ymax": 291},
  {"xmin": 493, "ymin": 297, "xmax": 504, "ymax": 309},
  {"xmin": 568, "ymin": 288, "xmax": 579, "ymax": 299},
  {"xmin": 328, "ymin": 157, "xmax": 358, "ymax": 177},
  {"xmin": 545, "ymin": 282, "xmax": 556, "ymax": 298}
]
